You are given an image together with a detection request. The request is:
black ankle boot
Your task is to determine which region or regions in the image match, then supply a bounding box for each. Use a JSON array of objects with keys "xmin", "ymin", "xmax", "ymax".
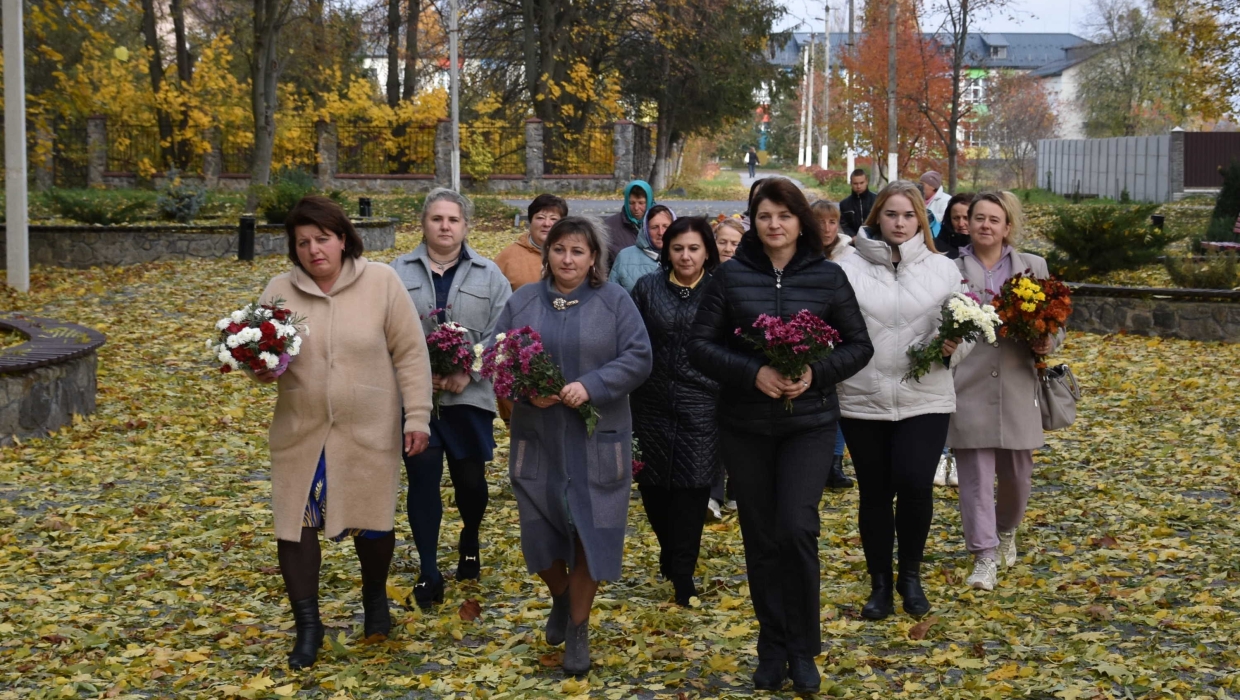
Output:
[
  {"xmin": 671, "ymin": 575, "xmax": 697, "ymax": 607},
  {"xmin": 361, "ymin": 581, "xmax": 391, "ymax": 639},
  {"xmin": 753, "ymin": 657, "xmax": 788, "ymax": 691},
  {"xmin": 413, "ymin": 572, "xmax": 444, "ymax": 610},
  {"xmin": 861, "ymin": 573, "xmax": 894, "ymax": 620},
  {"xmin": 456, "ymin": 550, "xmax": 481, "ymax": 581},
  {"xmin": 788, "ymin": 657, "xmax": 822, "ymax": 693},
  {"xmin": 826, "ymin": 454, "xmax": 854, "ymax": 489},
  {"xmin": 896, "ymin": 567, "xmax": 931, "ymax": 617},
  {"xmin": 288, "ymin": 597, "xmax": 325, "ymax": 670}
]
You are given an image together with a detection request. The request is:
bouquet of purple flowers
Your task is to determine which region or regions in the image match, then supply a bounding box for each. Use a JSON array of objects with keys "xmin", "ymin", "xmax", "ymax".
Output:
[{"xmin": 736, "ymin": 309, "xmax": 842, "ymax": 411}]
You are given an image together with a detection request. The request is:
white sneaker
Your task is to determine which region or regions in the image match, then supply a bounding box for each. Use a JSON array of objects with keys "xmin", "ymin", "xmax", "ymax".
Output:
[
  {"xmin": 933, "ymin": 455, "xmax": 949, "ymax": 486},
  {"xmin": 947, "ymin": 457, "xmax": 959, "ymax": 487},
  {"xmin": 722, "ymin": 499, "xmax": 738, "ymax": 512},
  {"xmin": 966, "ymin": 557, "xmax": 999, "ymax": 591},
  {"xmin": 998, "ymin": 530, "xmax": 1017, "ymax": 568},
  {"xmin": 706, "ymin": 499, "xmax": 723, "ymax": 520}
]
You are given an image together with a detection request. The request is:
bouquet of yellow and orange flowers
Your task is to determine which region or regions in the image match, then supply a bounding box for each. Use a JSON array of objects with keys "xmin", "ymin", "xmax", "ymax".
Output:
[{"xmin": 992, "ymin": 273, "xmax": 1072, "ymax": 369}]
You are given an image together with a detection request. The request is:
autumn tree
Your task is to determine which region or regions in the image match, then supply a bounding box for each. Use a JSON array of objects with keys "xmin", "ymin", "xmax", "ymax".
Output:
[
  {"xmin": 980, "ymin": 71, "xmax": 1056, "ymax": 188},
  {"xmin": 831, "ymin": 1, "xmax": 953, "ymax": 182}
]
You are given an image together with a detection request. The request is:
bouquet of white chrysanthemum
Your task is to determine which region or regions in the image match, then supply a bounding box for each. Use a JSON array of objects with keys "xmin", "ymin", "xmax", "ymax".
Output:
[
  {"xmin": 208, "ymin": 299, "xmax": 307, "ymax": 376},
  {"xmin": 903, "ymin": 291, "xmax": 1002, "ymax": 383}
]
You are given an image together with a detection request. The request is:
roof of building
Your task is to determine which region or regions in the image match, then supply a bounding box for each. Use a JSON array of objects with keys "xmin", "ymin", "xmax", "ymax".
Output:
[{"xmin": 769, "ymin": 31, "xmax": 1093, "ymax": 72}]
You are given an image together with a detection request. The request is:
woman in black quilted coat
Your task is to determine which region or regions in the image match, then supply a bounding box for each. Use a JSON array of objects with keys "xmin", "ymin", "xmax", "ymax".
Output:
[
  {"xmin": 687, "ymin": 178, "xmax": 873, "ymax": 694},
  {"xmin": 630, "ymin": 217, "xmax": 722, "ymax": 608}
]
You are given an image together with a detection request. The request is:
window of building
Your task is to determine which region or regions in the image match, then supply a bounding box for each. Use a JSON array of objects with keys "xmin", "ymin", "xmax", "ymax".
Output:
[{"xmin": 989, "ymin": 46, "xmax": 1008, "ymax": 59}]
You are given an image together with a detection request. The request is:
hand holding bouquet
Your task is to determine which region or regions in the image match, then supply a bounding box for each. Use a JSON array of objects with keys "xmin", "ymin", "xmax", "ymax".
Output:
[
  {"xmin": 992, "ymin": 274, "xmax": 1073, "ymax": 369},
  {"xmin": 424, "ymin": 311, "xmax": 475, "ymax": 416},
  {"xmin": 478, "ymin": 327, "xmax": 601, "ymax": 435},
  {"xmin": 209, "ymin": 299, "xmax": 306, "ymax": 378},
  {"xmin": 736, "ymin": 309, "xmax": 842, "ymax": 411},
  {"xmin": 904, "ymin": 291, "xmax": 1002, "ymax": 383}
]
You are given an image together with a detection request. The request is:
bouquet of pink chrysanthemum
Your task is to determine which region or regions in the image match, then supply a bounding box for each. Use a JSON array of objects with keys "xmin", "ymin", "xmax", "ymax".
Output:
[
  {"xmin": 478, "ymin": 326, "xmax": 600, "ymax": 435},
  {"xmin": 209, "ymin": 299, "xmax": 306, "ymax": 377},
  {"xmin": 736, "ymin": 309, "xmax": 841, "ymax": 411},
  {"xmin": 423, "ymin": 310, "xmax": 475, "ymax": 416}
]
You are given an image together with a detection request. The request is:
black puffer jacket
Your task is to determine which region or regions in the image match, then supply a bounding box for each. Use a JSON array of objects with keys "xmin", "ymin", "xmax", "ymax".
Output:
[
  {"xmin": 630, "ymin": 270, "xmax": 721, "ymax": 489},
  {"xmin": 687, "ymin": 233, "xmax": 874, "ymax": 436}
]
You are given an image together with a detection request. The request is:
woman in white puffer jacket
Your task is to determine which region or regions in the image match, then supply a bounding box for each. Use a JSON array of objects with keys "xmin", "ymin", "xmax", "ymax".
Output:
[{"xmin": 837, "ymin": 180, "xmax": 973, "ymax": 622}]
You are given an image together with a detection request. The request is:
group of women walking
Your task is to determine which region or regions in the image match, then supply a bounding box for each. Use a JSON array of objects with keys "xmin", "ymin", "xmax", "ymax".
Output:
[{"xmin": 253, "ymin": 176, "xmax": 1060, "ymax": 692}]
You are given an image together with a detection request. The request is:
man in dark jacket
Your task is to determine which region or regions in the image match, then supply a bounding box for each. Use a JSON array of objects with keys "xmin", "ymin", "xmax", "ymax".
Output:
[
  {"xmin": 603, "ymin": 180, "xmax": 654, "ymax": 262},
  {"xmin": 839, "ymin": 169, "xmax": 877, "ymax": 237},
  {"xmin": 746, "ymin": 147, "xmax": 760, "ymax": 178}
]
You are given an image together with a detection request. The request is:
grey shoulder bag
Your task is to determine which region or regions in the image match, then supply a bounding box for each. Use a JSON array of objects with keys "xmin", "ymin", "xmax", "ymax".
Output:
[{"xmin": 1038, "ymin": 364, "xmax": 1080, "ymax": 431}]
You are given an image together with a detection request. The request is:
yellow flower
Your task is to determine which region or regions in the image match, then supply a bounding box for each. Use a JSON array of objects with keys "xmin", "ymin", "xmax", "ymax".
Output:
[
  {"xmin": 1021, "ymin": 302, "xmax": 1037, "ymax": 312},
  {"xmin": 1035, "ymin": 292, "xmax": 1046, "ymax": 301}
]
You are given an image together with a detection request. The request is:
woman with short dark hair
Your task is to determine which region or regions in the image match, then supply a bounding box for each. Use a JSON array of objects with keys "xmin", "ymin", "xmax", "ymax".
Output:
[
  {"xmin": 688, "ymin": 178, "xmax": 873, "ymax": 693},
  {"xmin": 495, "ymin": 194, "xmax": 569, "ymax": 291},
  {"xmin": 258, "ymin": 195, "xmax": 433, "ymax": 670},
  {"xmin": 630, "ymin": 217, "xmax": 722, "ymax": 606},
  {"xmin": 496, "ymin": 216, "xmax": 652, "ymax": 676}
]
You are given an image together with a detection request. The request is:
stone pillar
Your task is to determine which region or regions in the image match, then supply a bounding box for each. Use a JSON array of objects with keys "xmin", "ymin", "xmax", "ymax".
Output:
[
  {"xmin": 613, "ymin": 120, "xmax": 635, "ymax": 183},
  {"xmin": 1168, "ymin": 127, "xmax": 1185, "ymax": 202},
  {"xmin": 434, "ymin": 119, "xmax": 453, "ymax": 188},
  {"xmin": 86, "ymin": 115, "xmax": 107, "ymax": 187},
  {"xmin": 202, "ymin": 127, "xmax": 222, "ymax": 188},
  {"xmin": 525, "ymin": 118, "xmax": 544, "ymax": 182},
  {"xmin": 34, "ymin": 123, "xmax": 55, "ymax": 191},
  {"xmin": 315, "ymin": 120, "xmax": 338, "ymax": 189}
]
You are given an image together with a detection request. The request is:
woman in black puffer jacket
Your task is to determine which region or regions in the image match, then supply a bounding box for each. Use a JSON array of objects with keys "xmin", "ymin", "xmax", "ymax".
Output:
[
  {"xmin": 630, "ymin": 217, "xmax": 722, "ymax": 607},
  {"xmin": 687, "ymin": 178, "xmax": 873, "ymax": 694}
]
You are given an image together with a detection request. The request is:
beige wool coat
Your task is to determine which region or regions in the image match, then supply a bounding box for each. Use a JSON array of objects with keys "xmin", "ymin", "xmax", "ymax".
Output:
[
  {"xmin": 260, "ymin": 257, "xmax": 433, "ymax": 541},
  {"xmin": 947, "ymin": 249, "xmax": 1062, "ymax": 451}
]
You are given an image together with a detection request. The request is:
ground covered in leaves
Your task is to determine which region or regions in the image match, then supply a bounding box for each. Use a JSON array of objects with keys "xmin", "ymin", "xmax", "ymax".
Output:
[{"xmin": 0, "ymin": 222, "xmax": 1238, "ymax": 699}]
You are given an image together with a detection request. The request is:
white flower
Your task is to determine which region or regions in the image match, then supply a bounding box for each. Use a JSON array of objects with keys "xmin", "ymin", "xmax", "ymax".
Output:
[
  {"xmin": 259, "ymin": 352, "xmax": 280, "ymax": 370},
  {"xmin": 217, "ymin": 348, "xmax": 235, "ymax": 365},
  {"xmin": 215, "ymin": 318, "xmax": 231, "ymax": 331},
  {"xmin": 230, "ymin": 310, "xmax": 246, "ymax": 324},
  {"xmin": 472, "ymin": 343, "xmax": 485, "ymax": 373},
  {"xmin": 225, "ymin": 334, "xmax": 243, "ymax": 349},
  {"xmin": 276, "ymin": 323, "xmax": 296, "ymax": 338},
  {"xmin": 255, "ymin": 307, "xmax": 271, "ymax": 319},
  {"xmin": 205, "ymin": 338, "xmax": 215, "ymax": 350},
  {"xmin": 494, "ymin": 332, "xmax": 506, "ymax": 342},
  {"xmin": 288, "ymin": 335, "xmax": 303, "ymax": 356}
]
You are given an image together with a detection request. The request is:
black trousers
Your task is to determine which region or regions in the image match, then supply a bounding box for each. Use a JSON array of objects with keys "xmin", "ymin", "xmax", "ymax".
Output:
[
  {"xmin": 723, "ymin": 424, "xmax": 834, "ymax": 661},
  {"xmin": 638, "ymin": 484, "xmax": 711, "ymax": 581},
  {"xmin": 840, "ymin": 413, "xmax": 950, "ymax": 577}
]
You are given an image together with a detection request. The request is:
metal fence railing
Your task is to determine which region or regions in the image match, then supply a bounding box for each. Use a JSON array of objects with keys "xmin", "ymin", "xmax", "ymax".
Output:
[
  {"xmin": 107, "ymin": 124, "xmax": 164, "ymax": 174},
  {"xmin": 0, "ymin": 123, "xmax": 90, "ymax": 188},
  {"xmin": 461, "ymin": 126, "xmax": 526, "ymax": 176},
  {"xmin": 337, "ymin": 124, "xmax": 437, "ymax": 175},
  {"xmin": 544, "ymin": 126, "xmax": 614, "ymax": 176}
]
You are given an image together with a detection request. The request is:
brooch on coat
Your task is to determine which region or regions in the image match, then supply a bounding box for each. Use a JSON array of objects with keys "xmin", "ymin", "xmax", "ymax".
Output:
[
  {"xmin": 676, "ymin": 286, "xmax": 692, "ymax": 300},
  {"xmin": 552, "ymin": 298, "xmax": 579, "ymax": 311}
]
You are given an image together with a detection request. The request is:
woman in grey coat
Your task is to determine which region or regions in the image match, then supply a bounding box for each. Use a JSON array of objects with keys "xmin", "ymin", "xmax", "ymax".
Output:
[
  {"xmin": 948, "ymin": 191, "xmax": 1060, "ymax": 592},
  {"xmin": 391, "ymin": 189, "xmax": 513, "ymax": 608},
  {"xmin": 493, "ymin": 216, "xmax": 652, "ymax": 675}
]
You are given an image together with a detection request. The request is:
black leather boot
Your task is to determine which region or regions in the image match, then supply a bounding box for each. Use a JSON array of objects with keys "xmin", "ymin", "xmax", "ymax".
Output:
[
  {"xmin": 789, "ymin": 657, "xmax": 822, "ymax": 693},
  {"xmin": 896, "ymin": 566, "xmax": 931, "ymax": 617},
  {"xmin": 826, "ymin": 455, "xmax": 854, "ymax": 489},
  {"xmin": 456, "ymin": 550, "xmax": 481, "ymax": 581},
  {"xmin": 288, "ymin": 597, "xmax": 325, "ymax": 670},
  {"xmin": 362, "ymin": 581, "xmax": 391, "ymax": 640},
  {"xmin": 861, "ymin": 573, "xmax": 894, "ymax": 620},
  {"xmin": 671, "ymin": 575, "xmax": 697, "ymax": 607},
  {"xmin": 412, "ymin": 572, "xmax": 444, "ymax": 610},
  {"xmin": 753, "ymin": 657, "xmax": 788, "ymax": 691}
]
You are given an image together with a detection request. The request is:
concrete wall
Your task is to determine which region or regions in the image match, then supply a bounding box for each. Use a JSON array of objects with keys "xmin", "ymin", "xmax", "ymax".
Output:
[
  {"xmin": 1037, "ymin": 131, "xmax": 1184, "ymax": 203},
  {"xmin": 0, "ymin": 353, "xmax": 98, "ymax": 446},
  {"xmin": 1069, "ymin": 285, "xmax": 1240, "ymax": 342}
]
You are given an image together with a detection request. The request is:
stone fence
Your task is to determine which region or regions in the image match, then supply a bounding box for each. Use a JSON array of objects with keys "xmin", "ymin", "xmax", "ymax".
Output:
[
  {"xmin": 1068, "ymin": 283, "xmax": 1240, "ymax": 342},
  {"xmin": 0, "ymin": 315, "xmax": 106, "ymax": 445},
  {"xmin": 0, "ymin": 218, "xmax": 395, "ymax": 269}
]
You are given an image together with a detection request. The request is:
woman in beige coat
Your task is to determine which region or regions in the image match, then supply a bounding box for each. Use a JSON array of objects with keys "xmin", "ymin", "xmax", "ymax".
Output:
[
  {"xmin": 948, "ymin": 191, "xmax": 1059, "ymax": 592},
  {"xmin": 256, "ymin": 196, "xmax": 433, "ymax": 670}
]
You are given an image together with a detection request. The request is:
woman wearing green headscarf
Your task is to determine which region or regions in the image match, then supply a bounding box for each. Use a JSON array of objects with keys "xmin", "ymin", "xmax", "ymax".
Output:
[{"xmin": 604, "ymin": 180, "xmax": 655, "ymax": 261}]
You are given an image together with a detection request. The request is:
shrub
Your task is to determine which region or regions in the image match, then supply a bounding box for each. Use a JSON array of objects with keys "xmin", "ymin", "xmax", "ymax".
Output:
[
  {"xmin": 255, "ymin": 169, "xmax": 316, "ymax": 224},
  {"xmin": 43, "ymin": 188, "xmax": 154, "ymax": 225},
  {"xmin": 1164, "ymin": 252, "xmax": 1239, "ymax": 290},
  {"xmin": 155, "ymin": 169, "xmax": 207, "ymax": 223},
  {"xmin": 1045, "ymin": 203, "xmax": 1183, "ymax": 279},
  {"xmin": 1203, "ymin": 216, "xmax": 1239, "ymax": 244},
  {"xmin": 807, "ymin": 165, "xmax": 847, "ymax": 186},
  {"xmin": 1210, "ymin": 160, "xmax": 1240, "ymax": 228}
]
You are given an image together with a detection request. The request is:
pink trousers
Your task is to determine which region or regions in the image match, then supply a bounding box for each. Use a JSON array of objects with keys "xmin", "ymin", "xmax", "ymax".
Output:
[{"xmin": 954, "ymin": 448, "xmax": 1034, "ymax": 559}]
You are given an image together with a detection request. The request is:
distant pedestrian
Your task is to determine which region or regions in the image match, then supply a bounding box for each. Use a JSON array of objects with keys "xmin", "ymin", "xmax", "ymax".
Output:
[
  {"xmin": 746, "ymin": 147, "xmax": 760, "ymax": 178},
  {"xmin": 603, "ymin": 180, "xmax": 654, "ymax": 261},
  {"xmin": 839, "ymin": 169, "xmax": 876, "ymax": 238},
  {"xmin": 920, "ymin": 171, "xmax": 952, "ymax": 235}
]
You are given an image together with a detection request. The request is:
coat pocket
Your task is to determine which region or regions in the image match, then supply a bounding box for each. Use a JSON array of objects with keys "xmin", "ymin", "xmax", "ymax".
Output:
[
  {"xmin": 269, "ymin": 387, "xmax": 304, "ymax": 453},
  {"xmin": 510, "ymin": 436, "xmax": 542, "ymax": 481},
  {"xmin": 350, "ymin": 384, "xmax": 400, "ymax": 451},
  {"xmin": 838, "ymin": 368, "xmax": 879, "ymax": 397},
  {"xmin": 451, "ymin": 284, "xmax": 494, "ymax": 333},
  {"xmin": 588, "ymin": 430, "xmax": 629, "ymax": 486}
]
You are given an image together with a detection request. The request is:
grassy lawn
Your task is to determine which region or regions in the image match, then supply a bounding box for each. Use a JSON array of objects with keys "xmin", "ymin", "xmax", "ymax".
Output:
[{"xmin": 0, "ymin": 222, "xmax": 1236, "ymax": 698}]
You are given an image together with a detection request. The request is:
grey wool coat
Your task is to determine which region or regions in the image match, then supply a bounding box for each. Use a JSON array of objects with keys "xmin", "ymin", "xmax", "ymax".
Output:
[
  {"xmin": 390, "ymin": 242, "xmax": 512, "ymax": 414},
  {"xmin": 948, "ymin": 249, "xmax": 1062, "ymax": 451},
  {"xmin": 495, "ymin": 279, "xmax": 653, "ymax": 581}
]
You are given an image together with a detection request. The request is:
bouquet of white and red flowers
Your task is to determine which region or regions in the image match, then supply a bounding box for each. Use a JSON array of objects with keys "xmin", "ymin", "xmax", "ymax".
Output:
[
  {"xmin": 209, "ymin": 299, "xmax": 306, "ymax": 376},
  {"xmin": 478, "ymin": 326, "xmax": 600, "ymax": 435},
  {"xmin": 736, "ymin": 309, "xmax": 842, "ymax": 411},
  {"xmin": 903, "ymin": 291, "xmax": 1002, "ymax": 383},
  {"xmin": 424, "ymin": 311, "xmax": 475, "ymax": 416}
]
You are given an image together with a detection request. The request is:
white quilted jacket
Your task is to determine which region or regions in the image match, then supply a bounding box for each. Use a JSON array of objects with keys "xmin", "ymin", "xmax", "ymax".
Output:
[{"xmin": 837, "ymin": 229, "xmax": 973, "ymax": 421}]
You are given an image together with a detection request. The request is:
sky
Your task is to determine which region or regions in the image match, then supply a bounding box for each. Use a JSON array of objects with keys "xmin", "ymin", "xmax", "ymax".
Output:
[{"xmin": 778, "ymin": 0, "xmax": 1092, "ymax": 37}]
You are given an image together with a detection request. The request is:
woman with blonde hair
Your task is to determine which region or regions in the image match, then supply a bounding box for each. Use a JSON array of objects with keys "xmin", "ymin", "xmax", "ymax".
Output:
[
  {"xmin": 949, "ymin": 191, "xmax": 1060, "ymax": 592},
  {"xmin": 713, "ymin": 218, "xmax": 745, "ymax": 264},
  {"xmin": 837, "ymin": 180, "xmax": 972, "ymax": 621}
]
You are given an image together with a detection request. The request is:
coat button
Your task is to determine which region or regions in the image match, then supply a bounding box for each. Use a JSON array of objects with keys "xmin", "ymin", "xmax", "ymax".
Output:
[
  {"xmin": 991, "ymin": 370, "xmax": 999, "ymax": 377},
  {"xmin": 992, "ymin": 341, "xmax": 999, "ymax": 347}
]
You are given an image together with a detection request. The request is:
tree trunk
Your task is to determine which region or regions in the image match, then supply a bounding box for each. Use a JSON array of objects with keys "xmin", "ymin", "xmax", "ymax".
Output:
[
  {"xmin": 402, "ymin": 0, "xmax": 420, "ymax": 100},
  {"xmin": 386, "ymin": 0, "xmax": 402, "ymax": 107},
  {"xmin": 141, "ymin": 0, "xmax": 175, "ymax": 170},
  {"xmin": 171, "ymin": 0, "xmax": 195, "ymax": 170},
  {"xmin": 537, "ymin": 0, "xmax": 560, "ymax": 122},
  {"xmin": 651, "ymin": 48, "xmax": 674, "ymax": 191},
  {"xmin": 250, "ymin": 0, "xmax": 289, "ymax": 210}
]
